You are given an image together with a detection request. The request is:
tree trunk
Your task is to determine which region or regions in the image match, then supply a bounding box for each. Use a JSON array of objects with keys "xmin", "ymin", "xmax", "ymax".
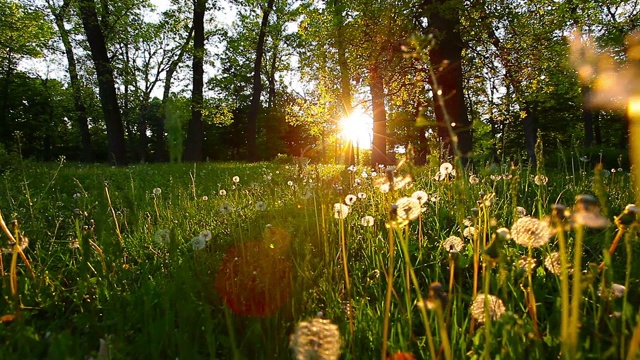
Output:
[
  {"xmin": 425, "ymin": 0, "xmax": 472, "ymax": 162},
  {"xmin": 184, "ymin": 0, "xmax": 206, "ymax": 162},
  {"xmin": 522, "ymin": 103, "xmax": 537, "ymax": 167},
  {"xmin": 331, "ymin": 0, "xmax": 355, "ymax": 166},
  {"xmin": 0, "ymin": 58, "xmax": 13, "ymax": 147},
  {"xmin": 247, "ymin": 0, "xmax": 276, "ymax": 162},
  {"xmin": 159, "ymin": 26, "xmax": 194, "ymax": 162},
  {"xmin": 370, "ymin": 64, "xmax": 387, "ymax": 166},
  {"xmin": 77, "ymin": 0, "xmax": 127, "ymax": 165},
  {"xmin": 52, "ymin": 1, "xmax": 94, "ymax": 162}
]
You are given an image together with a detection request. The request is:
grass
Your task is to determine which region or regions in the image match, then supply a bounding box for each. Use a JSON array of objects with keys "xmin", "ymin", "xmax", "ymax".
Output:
[{"xmin": 0, "ymin": 156, "xmax": 638, "ymax": 359}]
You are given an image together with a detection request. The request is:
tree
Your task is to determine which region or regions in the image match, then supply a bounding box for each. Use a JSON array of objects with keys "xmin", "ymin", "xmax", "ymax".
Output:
[
  {"xmin": 184, "ymin": 0, "xmax": 207, "ymax": 162},
  {"xmin": 246, "ymin": 0, "xmax": 276, "ymax": 162},
  {"xmin": 76, "ymin": 0, "xmax": 127, "ymax": 165}
]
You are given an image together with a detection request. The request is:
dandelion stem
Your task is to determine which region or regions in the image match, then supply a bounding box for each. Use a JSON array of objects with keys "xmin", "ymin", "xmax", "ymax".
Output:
[
  {"xmin": 104, "ymin": 185, "xmax": 123, "ymax": 246},
  {"xmin": 598, "ymin": 225, "xmax": 625, "ymax": 272},
  {"xmin": 557, "ymin": 227, "xmax": 571, "ymax": 357},
  {"xmin": 568, "ymin": 225, "xmax": 585, "ymax": 358},
  {"xmin": 340, "ymin": 217, "xmax": 354, "ymax": 336},
  {"xmin": 381, "ymin": 230, "xmax": 394, "ymax": 360}
]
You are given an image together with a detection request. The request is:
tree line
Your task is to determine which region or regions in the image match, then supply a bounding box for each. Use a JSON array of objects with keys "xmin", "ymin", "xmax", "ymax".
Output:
[{"xmin": 0, "ymin": 0, "xmax": 637, "ymax": 166}]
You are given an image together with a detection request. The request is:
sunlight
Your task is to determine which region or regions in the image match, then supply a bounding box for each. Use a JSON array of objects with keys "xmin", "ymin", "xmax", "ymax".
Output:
[{"xmin": 339, "ymin": 109, "xmax": 373, "ymax": 149}]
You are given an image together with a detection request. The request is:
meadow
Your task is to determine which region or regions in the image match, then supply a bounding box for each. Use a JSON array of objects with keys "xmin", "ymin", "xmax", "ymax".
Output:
[{"xmin": 0, "ymin": 154, "xmax": 638, "ymax": 359}]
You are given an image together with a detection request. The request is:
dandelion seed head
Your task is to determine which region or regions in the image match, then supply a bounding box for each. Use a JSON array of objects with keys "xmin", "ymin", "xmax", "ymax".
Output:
[
  {"xmin": 469, "ymin": 175, "xmax": 480, "ymax": 184},
  {"xmin": 470, "ymin": 294, "xmax": 506, "ymax": 322},
  {"xmin": 442, "ymin": 236, "xmax": 465, "ymax": 253},
  {"xmin": 333, "ymin": 203, "xmax": 350, "ymax": 219},
  {"xmin": 534, "ymin": 174, "xmax": 548, "ymax": 185},
  {"xmin": 256, "ymin": 201, "xmax": 267, "ymax": 211},
  {"xmin": 411, "ymin": 190, "xmax": 428, "ymax": 205},
  {"xmin": 360, "ymin": 215, "xmax": 375, "ymax": 227},
  {"xmin": 544, "ymin": 252, "xmax": 562, "ymax": 275},
  {"xmin": 344, "ymin": 194, "xmax": 357, "ymax": 205},
  {"xmin": 517, "ymin": 256, "xmax": 537, "ymax": 272},
  {"xmin": 357, "ymin": 192, "xmax": 367, "ymax": 199},
  {"xmin": 199, "ymin": 230, "xmax": 212, "ymax": 242},
  {"xmin": 202, "ymin": 195, "xmax": 209, "ymax": 201},
  {"xmin": 516, "ymin": 206, "xmax": 528, "ymax": 218},
  {"xmin": 191, "ymin": 236, "xmax": 206, "ymax": 250},
  {"xmin": 232, "ymin": 176, "xmax": 240, "ymax": 183},
  {"xmin": 510, "ymin": 217, "xmax": 552, "ymax": 248},
  {"xmin": 152, "ymin": 187, "xmax": 162, "ymax": 195},
  {"xmin": 154, "ymin": 229, "xmax": 171, "ymax": 245},
  {"xmin": 598, "ymin": 283, "xmax": 626, "ymax": 300},
  {"xmin": 463, "ymin": 227, "xmax": 475, "ymax": 239},
  {"xmin": 395, "ymin": 197, "xmax": 421, "ymax": 222},
  {"xmin": 290, "ymin": 317, "xmax": 341, "ymax": 360},
  {"xmin": 440, "ymin": 162, "xmax": 453, "ymax": 174},
  {"xmin": 219, "ymin": 189, "xmax": 227, "ymax": 196},
  {"xmin": 220, "ymin": 203, "xmax": 233, "ymax": 214}
]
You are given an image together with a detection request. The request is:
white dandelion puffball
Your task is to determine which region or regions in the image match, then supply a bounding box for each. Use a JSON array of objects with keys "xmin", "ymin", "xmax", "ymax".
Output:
[
  {"xmin": 469, "ymin": 175, "xmax": 480, "ymax": 184},
  {"xmin": 544, "ymin": 252, "xmax": 562, "ymax": 275},
  {"xmin": 534, "ymin": 174, "xmax": 548, "ymax": 185},
  {"xmin": 152, "ymin": 187, "xmax": 162, "ymax": 195},
  {"xmin": 357, "ymin": 192, "xmax": 367, "ymax": 199},
  {"xmin": 440, "ymin": 162, "xmax": 454, "ymax": 174},
  {"xmin": 199, "ymin": 230, "xmax": 212, "ymax": 242},
  {"xmin": 333, "ymin": 203, "xmax": 350, "ymax": 219},
  {"xmin": 470, "ymin": 294, "xmax": 506, "ymax": 322},
  {"xmin": 256, "ymin": 201, "xmax": 267, "ymax": 211},
  {"xmin": 395, "ymin": 197, "xmax": 421, "ymax": 222},
  {"xmin": 344, "ymin": 194, "xmax": 357, "ymax": 206},
  {"xmin": 290, "ymin": 317, "xmax": 341, "ymax": 360},
  {"xmin": 442, "ymin": 236, "xmax": 465, "ymax": 252},
  {"xmin": 411, "ymin": 190, "xmax": 428, "ymax": 205},
  {"xmin": 232, "ymin": 176, "xmax": 240, "ymax": 183},
  {"xmin": 220, "ymin": 203, "xmax": 233, "ymax": 214},
  {"xmin": 219, "ymin": 189, "xmax": 227, "ymax": 196},
  {"xmin": 361, "ymin": 216, "xmax": 375, "ymax": 227},
  {"xmin": 154, "ymin": 229, "xmax": 171, "ymax": 245},
  {"xmin": 463, "ymin": 227, "xmax": 475, "ymax": 239},
  {"xmin": 191, "ymin": 236, "xmax": 206, "ymax": 250},
  {"xmin": 510, "ymin": 217, "xmax": 552, "ymax": 248}
]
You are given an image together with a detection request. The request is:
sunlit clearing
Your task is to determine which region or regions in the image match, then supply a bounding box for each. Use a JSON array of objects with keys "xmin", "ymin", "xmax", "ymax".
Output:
[{"xmin": 339, "ymin": 109, "xmax": 373, "ymax": 149}]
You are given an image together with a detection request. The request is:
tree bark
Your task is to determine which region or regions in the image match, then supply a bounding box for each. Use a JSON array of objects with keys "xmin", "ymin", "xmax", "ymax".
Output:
[
  {"xmin": 77, "ymin": 0, "xmax": 127, "ymax": 165},
  {"xmin": 51, "ymin": 0, "xmax": 94, "ymax": 162},
  {"xmin": 184, "ymin": 0, "xmax": 206, "ymax": 162},
  {"xmin": 370, "ymin": 64, "xmax": 388, "ymax": 166},
  {"xmin": 424, "ymin": 0, "xmax": 472, "ymax": 162},
  {"xmin": 247, "ymin": 0, "xmax": 276, "ymax": 162}
]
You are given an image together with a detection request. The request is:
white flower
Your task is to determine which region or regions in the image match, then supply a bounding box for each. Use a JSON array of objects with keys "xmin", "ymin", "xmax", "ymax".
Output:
[
  {"xmin": 440, "ymin": 162, "xmax": 454, "ymax": 174},
  {"xmin": 73, "ymin": 193, "xmax": 83, "ymax": 199},
  {"xmin": 256, "ymin": 201, "xmax": 267, "ymax": 211},
  {"xmin": 371, "ymin": 171, "xmax": 378, "ymax": 177},
  {"xmin": 288, "ymin": 180, "xmax": 294, "ymax": 186},
  {"xmin": 511, "ymin": 217, "xmax": 552, "ymax": 248},
  {"xmin": 361, "ymin": 215, "xmax": 375, "ymax": 227},
  {"xmin": 202, "ymin": 196, "xmax": 209, "ymax": 201},
  {"xmin": 361, "ymin": 171, "xmax": 368, "ymax": 178},
  {"xmin": 469, "ymin": 175, "xmax": 480, "ymax": 184},
  {"xmin": 344, "ymin": 194, "xmax": 357, "ymax": 205},
  {"xmin": 348, "ymin": 165, "xmax": 357, "ymax": 172},
  {"xmin": 199, "ymin": 230, "xmax": 212, "ymax": 242},
  {"xmin": 232, "ymin": 176, "xmax": 240, "ymax": 183},
  {"xmin": 219, "ymin": 189, "xmax": 227, "ymax": 196},
  {"xmin": 152, "ymin": 188, "xmax": 162, "ymax": 195},
  {"xmin": 154, "ymin": 229, "xmax": 170, "ymax": 245},
  {"xmin": 463, "ymin": 227, "xmax": 475, "ymax": 239},
  {"xmin": 470, "ymin": 294, "xmax": 506, "ymax": 322},
  {"xmin": 442, "ymin": 236, "xmax": 465, "ymax": 252},
  {"xmin": 357, "ymin": 192, "xmax": 367, "ymax": 199},
  {"xmin": 333, "ymin": 203, "xmax": 350, "ymax": 219},
  {"xmin": 191, "ymin": 236, "xmax": 206, "ymax": 250}
]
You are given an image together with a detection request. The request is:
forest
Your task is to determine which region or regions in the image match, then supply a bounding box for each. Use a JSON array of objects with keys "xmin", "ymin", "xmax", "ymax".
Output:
[{"xmin": 1, "ymin": 0, "xmax": 637, "ymax": 167}]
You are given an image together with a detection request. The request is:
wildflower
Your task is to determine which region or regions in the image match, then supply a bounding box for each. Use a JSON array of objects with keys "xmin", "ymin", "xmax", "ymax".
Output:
[
  {"xmin": 411, "ymin": 190, "xmax": 428, "ymax": 205},
  {"xmin": 469, "ymin": 175, "xmax": 480, "ymax": 184},
  {"xmin": 361, "ymin": 215, "xmax": 375, "ymax": 227},
  {"xmin": 333, "ymin": 203, "xmax": 349, "ymax": 219},
  {"xmin": 544, "ymin": 252, "xmax": 562, "ymax": 275},
  {"xmin": 440, "ymin": 162, "xmax": 453, "ymax": 174},
  {"xmin": 152, "ymin": 187, "xmax": 162, "ymax": 195},
  {"xmin": 191, "ymin": 236, "xmax": 206, "ymax": 250},
  {"xmin": 288, "ymin": 180, "xmax": 294, "ymax": 186},
  {"xmin": 361, "ymin": 171, "xmax": 368, "ymax": 178},
  {"xmin": 516, "ymin": 206, "xmax": 528, "ymax": 218},
  {"xmin": 470, "ymin": 294, "xmax": 506, "ymax": 322},
  {"xmin": 347, "ymin": 165, "xmax": 357, "ymax": 172},
  {"xmin": 256, "ymin": 201, "xmax": 267, "ymax": 211},
  {"xmin": 490, "ymin": 174, "xmax": 502, "ymax": 181},
  {"xmin": 220, "ymin": 203, "xmax": 233, "ymax": 214},
  {"xmin": 517, "ymin": 256, "xmax": 537, "ymax": 272},
  {"xmin": 219, "ymin": 189, "xmax": 227, "ymax": 196},
  {"xmin": 395, "ymin": 197, "xmax": 421, "ymax": 222},
  {"xmin": 154, "ymin": 229, "xmax": 170, "ymax": 245},
  {"xmin": 199, "ymin": 230, "xmax": 212, "ymax": 242},
  {"xmin": 534, "ymin": 174, "xmax": 548, "ymax": 185},
  {"xmin": 344, "ymin": 194, "xmax": 357, "ymax": 205},
  {"xmin": 617, "ymin": 167, "xmax": 623, "ymax": 172},
  {"xmin": 232, "ymin": 176, "xmax": 240, "ymax": 183},
  {"xmin": 462, "ymin": 227, "xmax": 475, "ymax": 239},
  {"xmin": 502, "ymin": 173, "xmax": 513, "ymax": 180},
  {"xmin": 442, "ymin": 236, "xmax": 465, "ymax": 253},
  {"xmin": 290, "ymin": 317, "xmax": 341, "ymax": 360},
  {"xmin": 611, "ymin": 168, "xmax": 617, "ymax": 173},
  {"xmin": 202, "ymin": 195, "xmax": 209, "ymax": 201},
  {"xmin": 392, "ymin": 175, "xmax": 412, "ymax": 190},
  {"xmin": 371, "ymin": 171, "xmax": 378, "ymax": 177},
  {"xmin": 510, "ymin": 217, "xmax": 552, "ymax": 248},
  {"xmin": 357, "ymin": 192, "xmax": 367, "ymax": 199}
]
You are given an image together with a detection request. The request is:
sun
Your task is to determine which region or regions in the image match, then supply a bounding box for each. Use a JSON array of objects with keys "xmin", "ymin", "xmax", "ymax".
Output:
[{"xmin": 339, "ymin": 109, "xmax": 373, "ymax": 149}]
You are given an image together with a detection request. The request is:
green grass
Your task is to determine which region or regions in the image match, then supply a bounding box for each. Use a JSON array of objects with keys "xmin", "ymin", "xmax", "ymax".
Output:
[{"xmin": 0, "ymin": 157, "xmax": 638, "ymax": 359}]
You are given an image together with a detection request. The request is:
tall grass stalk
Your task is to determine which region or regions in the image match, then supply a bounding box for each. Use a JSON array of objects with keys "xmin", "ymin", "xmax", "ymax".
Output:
[
  {"xmin": 568, "ymin": 225, "xmax": 585, "ymax": 358},
  {"xmin": 556, "ymin": 226, "xmax": 571, "ymax": 357}
]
